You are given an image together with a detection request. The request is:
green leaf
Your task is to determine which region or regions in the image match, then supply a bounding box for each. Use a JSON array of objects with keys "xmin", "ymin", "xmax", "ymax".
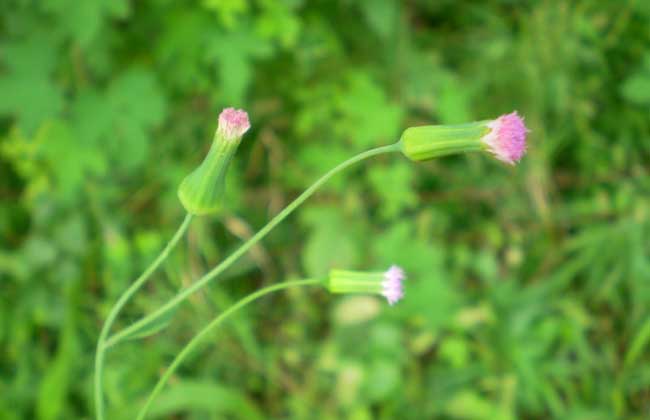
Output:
[
  {"xmin": 436, "ymin": 73, "xmax": 472, "ymax": 124},
  {"xmin": 359, "ymin": 0, "xmax": 398, "ymax": 39},
  {"xmin": 106, "ymin": 69, "xmax": 167, "ymax": 169},
  {"xmin": 108, "ymin": 69, "xmax": 167, "ymax": 129},
  {"xmin": 37, "ymin": 119, "xmax": 107, "ymax": 198},
  {"xmin": 205, "ymin": 28, "xmax": 273, "ymax": 105},
  {"xmin": 36, "ymin": 290, "xmax": 79, "ymax": 420},
  {"xmin": 368, "ymin": 161, "xmax": 417, "ymax": 219},
  {"xmin": 446, "ymin": 390, "xmax": 510, "ymax": 420},
  {"xmin": 144, "ymin": 380, "xmax": 263, "ymax": 420},
  {"xmin": 364, "ymin": 359, "xmax": 400, "ymax": 401},
  {"xmin": 301, "ymin": 206, "xmax": 361, "ymax": 278},
  {"xmin": 335, "ymin": 72, "xmax": 403, "ymax": 148},
  {"xmin": 373, "ymin": 222, "xmax": 459, "ymax": 330},
  {"xmin": 621, "ymin": 74, "xmax": 650, "ymax": 105},
  {"xmin": 255, "ymin": 0, "xmax": 301, "ymax": 47},
  {"xmin": 156, "ymin": 11, "xmax": 215, "ymax": 90},
  {"xmin": 624, "ymin": 318, "xmax": 650, "ymax": 369},
  {"xmin": 45, "ymin": 0, "xmax": 130, "ymax": 46},
  {"xmin": 202, "ymin": 0, "xmax": 249, "ymax": 28},
  {"xmin": 1, "ymin": 119, "xmax": 107, "ymax": 201},
  {"xmin": 70, "ymin": 90, "xmax": 114, "ymax": 147},
  {"xmin": 0, "ymin": 36, "xmax": 63, "ymax": 133}
]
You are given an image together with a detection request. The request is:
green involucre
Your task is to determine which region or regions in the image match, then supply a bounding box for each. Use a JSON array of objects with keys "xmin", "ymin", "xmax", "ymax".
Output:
[
  {"xmin": 327, "ymin": 269, "xmax": 385, "ymax": 294},
  {"xmin": 178, "ymin": 132, "xmax": 242, "ymax": 215},
  {"xmin": 399, "ymin": 121, "xmax": 490, "ymax": 161}
]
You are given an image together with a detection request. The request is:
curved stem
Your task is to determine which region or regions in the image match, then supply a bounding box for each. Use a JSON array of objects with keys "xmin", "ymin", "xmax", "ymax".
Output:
[
  {"xmin": 107, "ymin": 143, "xmax": 400, "ymax": 348},
  {"xmin": 95, "ymin": 214, "xmax": 193, "ymax": 420},
  {"xmin": 136, "ymin": 278, "xmax": 323, "ymax": 420}
]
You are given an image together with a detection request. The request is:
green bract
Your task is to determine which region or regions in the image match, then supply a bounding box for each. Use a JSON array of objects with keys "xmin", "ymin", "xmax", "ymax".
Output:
[
  {"xmin": 327, "ymin": 269, "xmax": 386, "ymax": 295},
  {"xmin": 177, "ymin": 129, "xmax": 243, "ymax": 215},
  {"xmin": 399, "ymin": 121, "xmax": 490, "ymax": 161}
]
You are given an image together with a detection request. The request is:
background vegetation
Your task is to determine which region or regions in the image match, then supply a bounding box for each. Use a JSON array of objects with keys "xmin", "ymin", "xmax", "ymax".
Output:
[{"xmin": 2, "ymin": 1, "xmax": 650, "ymax": 419}]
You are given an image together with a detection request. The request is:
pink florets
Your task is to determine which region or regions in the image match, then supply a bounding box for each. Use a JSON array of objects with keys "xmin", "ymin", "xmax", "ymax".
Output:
[
  {"xmin": 217, "ymin": 107, "xmax": 251, "ymax": 141},
  {"xmin": 382, "ymin": 265, "xmax": 406, "ymax": 305},
  {"xmin": 482, "ymin": 111, "xmax": 528, "ymax": 165}
]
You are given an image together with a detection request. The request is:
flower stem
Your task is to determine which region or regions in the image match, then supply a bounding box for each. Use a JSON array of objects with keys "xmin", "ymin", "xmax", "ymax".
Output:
[
  {"xmin": 135, "ymin": 278, "xmax": 324, "ymax": 420},
  {"xmin": 106, "ymin": 143, "xmax": 400, "ymax": 348},
  {"xmin": 94, "ymin": 213, "xmax": 193, "ymax": 420}
]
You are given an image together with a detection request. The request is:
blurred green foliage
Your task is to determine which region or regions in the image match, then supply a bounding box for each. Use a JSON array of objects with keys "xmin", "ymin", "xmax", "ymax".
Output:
[{"xmin": 2, "ymin": 1, "xmax": 650, "ymax": 419}]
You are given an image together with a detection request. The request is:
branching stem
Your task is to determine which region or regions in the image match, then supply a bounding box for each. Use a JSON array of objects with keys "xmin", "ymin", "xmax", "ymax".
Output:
[
  {"xmin": 135, "ymin": 278, "xmax": 323, "ymax": 419},
  {"xmin": 94, "ymin": 214, "xmax": 193, "ymax": 420}
]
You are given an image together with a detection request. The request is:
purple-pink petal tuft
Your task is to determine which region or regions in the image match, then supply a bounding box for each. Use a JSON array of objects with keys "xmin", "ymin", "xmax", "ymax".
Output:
[
  {"xmin": 218, "ymin": 107, "xmax": 251, "ymax": 141},
  {"xmin": 382, "ymin": 265, "xmax": 406, "ymax": 305},
  {"xmin": 483, "ymin": 111, "xmax": 528, "ymax": 165}
]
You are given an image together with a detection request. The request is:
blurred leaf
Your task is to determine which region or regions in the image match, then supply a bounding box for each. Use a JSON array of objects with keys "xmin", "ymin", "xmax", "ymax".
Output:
[
  {"xmin": 203, "ymin": 0, "xmax": 249, "ymax": 28},
  {"xmin": 446, "ymin": 390, "xmax": 509, "ymax": 420},
  {"xmin": 373, "ymin": 222, "xmax": 459, "ymax": 330},
  {"xmin": 206, "ymin": 28, "xmax": 273, "ymax": 105},
  {"xmin": 145, "ymin": 380, "xmax": 263, "ymax": 419},
  {"xmin": 36, "ymin": 289, "xmax": 78, "ymax": 420},
  {"xmin": 335, "ymin": 72, "xmax": 403, "ymax": 148},
  {"xmin": 621, "ymin": 74, "xmax": 650, "ymax": 105},
  {"xmin": 365, "ymin": 359, "xmax": 400, "ymax": 401},
  {"xmin": 333, "ymin": 296, "xmax": 382, "ymax": 325},
  {"xmin": 54, "ymin": 215, "xmax": 87, "ymax": 256},
  {"xmin": 45, "ymin": 0, "xmax": 130, "ymax": 46},
  {"xmin": 107, "ymin": 69, "xmax": 167, "ymax": 169},
  {"xmin": 624, "ymin": 318, "xmax": 650, "ymax": 369},
  {"xmin": 368, "ymin": 161, "xmax": 417, "ymax": 219},
  {"xmin": 439, "ymin": 336, "xmax": 469, "ymax": 368},
  {"xmin": 301, "ymin": 206, "xmax": 361, "ymax": 277},
  {"xmin": 436, "ymin": 73, "xmax": 472, "ymax": 123},
  {"xmin": 37, "ymin": 120, "xmax": 106, "ymax": 198},
  {"xmin": 359, "ymin": 0, "xmax": 398, "ymax": 39},
  {"xmin": 256, "ymin": 0, "xmax": 302, "ymax": 47},
  {"xmin": 0, "ymin": 36, "xmax": 63, "ymax": 133}
]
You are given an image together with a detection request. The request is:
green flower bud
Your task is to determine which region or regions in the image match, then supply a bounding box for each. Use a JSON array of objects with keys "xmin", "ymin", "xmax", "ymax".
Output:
[
  {"xmin": 398, "ymin": 112, "xmax": 529, "ymax": 165},
  {"xmin": 178, "ymin": 108, "xmax": 251, "ymax": 215}
]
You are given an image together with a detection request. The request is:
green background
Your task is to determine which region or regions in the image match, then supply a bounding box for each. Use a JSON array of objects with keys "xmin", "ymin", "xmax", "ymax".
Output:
[{"xmin": 2, "ymin": 1, "xmax": 650, "ymax": 419}]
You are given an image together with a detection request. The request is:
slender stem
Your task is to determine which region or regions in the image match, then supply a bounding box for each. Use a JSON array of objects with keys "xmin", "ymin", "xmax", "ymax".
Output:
[
  {"xmin": 136, "ymin": 278, "xmax": 323, "ymax": 420},
  {"xmin": 107, "ymin": 143, "xmax": 400, "ymax": 347},
  {"xmin": 95, "ymin": 214, "xmax": 193, "ymax": 420}
]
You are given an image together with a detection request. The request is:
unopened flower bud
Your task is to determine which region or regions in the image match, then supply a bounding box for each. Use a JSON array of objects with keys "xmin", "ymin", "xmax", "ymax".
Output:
[
  {"xmin": 327, "ymin": 265, "xmax": 406, "ymax": 305},
  {"xmin": 178, "ymin": 108, "xmax": 250, "ymax": 215},
  {"xmin": 399, "ymin": 111, "xmax": 528, "ymax": 165}
]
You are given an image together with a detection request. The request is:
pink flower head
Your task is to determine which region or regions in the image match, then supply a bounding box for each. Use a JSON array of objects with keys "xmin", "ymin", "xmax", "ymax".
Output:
[
  {"xmin": 382, "ymin": 265, "xmax": 406, "ymax": 305},
  {"xmin": 482, "ymin": 111, "xmax": 529, "ymax": 165},
  {"xmin": 217, "ymin": 107, "xmax": 251, "ymax": 141}
]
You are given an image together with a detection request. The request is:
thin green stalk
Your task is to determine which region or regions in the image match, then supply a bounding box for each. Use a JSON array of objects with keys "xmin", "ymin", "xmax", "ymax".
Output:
[
  {"xmin": 106, "ymin": 143, "xmax": 400, "ymax": 348},
  {"xmin": 95, "ymin": 214, "xmax": 193, "ymax": 420},
  {"xmin": 136, "ymin": 278, "xmax": 323, "ymax": 420}
]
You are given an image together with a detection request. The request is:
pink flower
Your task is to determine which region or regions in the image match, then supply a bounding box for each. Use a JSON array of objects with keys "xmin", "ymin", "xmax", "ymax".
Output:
[
  {"xmin": 482, "ymin": 111, "xmax": 529, "ymax": 165},
  {"xmin": 217, "ymin": 107, "xmax": 251, "ymax": 141},
  {"xmin": 382, "ymin": 265, "xmax": 406, "ymax": 305}
]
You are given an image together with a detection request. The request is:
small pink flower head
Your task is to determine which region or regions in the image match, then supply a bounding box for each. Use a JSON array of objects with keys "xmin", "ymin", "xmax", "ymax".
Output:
[
  {"xmin": 482, "ymin": 111, "xmax": 529, "ymax": 165},
  {"xmin": 217, "ymin": 107, "xmax": 250, "ymax": 141},
  {"xmin": 382, "ymin": 265, "xmax": 406, "ymax": 305},
  {"xmin": 327, "ymin": 265, "xmax": 407, "ymax": 306}
]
